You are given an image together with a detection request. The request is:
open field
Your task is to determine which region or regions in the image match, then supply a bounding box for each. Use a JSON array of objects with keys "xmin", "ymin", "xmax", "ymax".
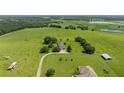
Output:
[{"xmin": 0, "ymin": 19, "xmax": 124, "ymax": 77}]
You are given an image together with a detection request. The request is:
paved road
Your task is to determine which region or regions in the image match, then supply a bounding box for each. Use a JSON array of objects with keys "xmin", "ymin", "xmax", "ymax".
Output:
[{"xmin": 36, "ymin": 52, "xmax": 69, "ymax": 77}]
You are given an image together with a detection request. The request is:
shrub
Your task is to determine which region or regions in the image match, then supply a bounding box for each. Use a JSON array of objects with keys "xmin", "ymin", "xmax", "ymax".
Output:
[
  {"xmin": 52, "ymin": 46, "xmax": 60, "ymax": 52},
  {"xmin": 67, "ymin": 45, "xmax": 72, "ymax": 52},
  {"xmin": 48, "ymin": 42, "xmax": 53, "ymax": 48},
  {"xmin": 43, "ymin": 36, "xmax": 57, "ymax": 44},
  {"xmin": 43, "ymin": 36, "xmax": 52, "ymax": 44},
  {"xmin": 75, "ymin": 36, "xmax": 83, "ymax": 42},
  {"xmin": 59, "ymin": 57, "xmax": 63, "ymax": 61},
  {"xmin": 40, "ymin": 46, "xmax": 49, "ymax": 53},
  {"xmin": 84, "ymin": 45, "xmax": 95, "ymax": 54},
  {"xmin": 45, "ymin": 68, "xmax": 55, "ymax": 77}
]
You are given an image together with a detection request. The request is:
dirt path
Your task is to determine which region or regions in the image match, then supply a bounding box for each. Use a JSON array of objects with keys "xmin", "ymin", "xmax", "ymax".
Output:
[{"xmin": 36, "ymin": 52, "xmax": 69, "ymax": 77}]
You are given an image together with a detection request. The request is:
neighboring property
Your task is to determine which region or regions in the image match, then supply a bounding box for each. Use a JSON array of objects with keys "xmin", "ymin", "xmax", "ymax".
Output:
[
  {"xmin": 58, "ymin": 42, "xmax": 66, "ymax": 52},
  {"xmin": 74, "ymin": 66, "xmax": 97, "ymax": 77},
  {"xmin": 101, "ymin": 53, "xmax": 112, "ymax": 60},
  {"xmin": 8, "ymin": 62, "xmax": 17, "ymax": 70}
]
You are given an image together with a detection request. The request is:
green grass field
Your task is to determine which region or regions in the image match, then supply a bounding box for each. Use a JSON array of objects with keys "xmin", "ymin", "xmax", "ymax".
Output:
[{"xmin": 0, "ymin": 21, "xmax": 124, "ymax": 77}]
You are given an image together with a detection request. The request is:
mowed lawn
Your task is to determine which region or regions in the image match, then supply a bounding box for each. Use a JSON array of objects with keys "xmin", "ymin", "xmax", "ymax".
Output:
[
  {"xmin": 41, "ymin": 28, "xmax": 124, "ymax": 77},
  {"xmin": 0, "ymin": 27, "xmax": 124, "ymax": 76}
]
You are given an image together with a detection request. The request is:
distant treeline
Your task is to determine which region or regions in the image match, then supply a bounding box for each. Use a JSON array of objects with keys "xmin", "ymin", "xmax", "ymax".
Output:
[{"xmin": 0, "ymin": 16, "xmax": 55, "ymax": 35}]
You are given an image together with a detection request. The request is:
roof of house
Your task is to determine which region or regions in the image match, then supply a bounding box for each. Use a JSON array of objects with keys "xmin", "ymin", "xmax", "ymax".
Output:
[
  {"xmin": 101, "ymin": 53, "xmax": 112, "ymax": 59},
  {"xmin": 75, "ymin": 66, "xmax": 97, "ymax": 77},
  {"xmin": 58, "ymin": 42, "xmax": 65, "ymax": 49}
]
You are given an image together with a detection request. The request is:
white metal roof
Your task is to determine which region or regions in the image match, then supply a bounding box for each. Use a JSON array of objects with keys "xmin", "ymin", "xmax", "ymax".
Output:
[{"xmin": 101, "ymin": 53, "xmax": 112, "ymax": 59}]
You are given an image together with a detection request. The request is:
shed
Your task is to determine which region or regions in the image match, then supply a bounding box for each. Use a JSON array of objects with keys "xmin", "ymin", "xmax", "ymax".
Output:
[
  {"xmin": 8, "ymin": 62, "xmax": 17, "ymax": 70},
  {"xmin": 101, "ymin": 53, "xmax": 112, "ymax": 60}
]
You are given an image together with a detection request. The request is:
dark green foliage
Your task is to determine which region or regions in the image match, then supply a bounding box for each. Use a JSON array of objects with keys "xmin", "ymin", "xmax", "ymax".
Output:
[
  {"xmin": 43, "ymin": 36, "xmax": 52, "ymax": 44},
  {"xmin": 43, "ymin": 36, "xmax": 57, "ymax": 44},
  {"xmin": 45, "ymin": 68, "xmax": 55, "ymax": 77},
  {"xmin": 65, "ymin": 26, "xmax": 69, "ymax": 29},
  {"xmin": 48, "ymin": 42, "xmax": 54, "ymax": 48},
  {"xmin": 49, "ymin": 24, "xmax": 61, "ymax": 28},
  {"xmin": 65, "ymin": 25, "xmax": 76, "ymax": 30},
  {"xmin": 77, "ymin": 25, "xmax": 88, "ymax": 30},
  {"xmin": 91, "ymin": 29, "xmax": 95, "ymax": 31},
  {"xmin": 51, "ymin": 37, "xmax": 57, "ymax": 43},
  {"xmin": 80, "ymin": 39, "xmax": 86, "ymax": 46},
  {"xmin": 52, "ymin": 46, "xmax": 60, "ymax": 52},
  {"xmin": 40, "ymin": 46, "xmax": 49, "ymax": 53},
  {"xmin": 71, "ymin": 58, "xmax": 73, "ymax": 61},
  {"xmin": 84, "ymin": 45, "xmax": 95, "ymax": 54},
  {"xmin": 0, "ymin": 17, "xmax": 51, "ymax": 36},
  {"xmin": 66, "ymin": 38, "xmax": 69, "ymax": 41},
  {"xmin": 67, "ymin": 45, "xmax": 72, "ymax": 52},
  {"xmin": 75, "ymin": 36, "xmax": 95, "ymax": 54},
  {"xmin": 73, "ymin": 68, "xmax": 80, "ymax": 76},
  {"xmin": 75, "ymin": 36, "xmax": 85, "ymax": 43},
  {"xmin": 59, "ymin": 57, "xmax": 63, "ymax": 61}
]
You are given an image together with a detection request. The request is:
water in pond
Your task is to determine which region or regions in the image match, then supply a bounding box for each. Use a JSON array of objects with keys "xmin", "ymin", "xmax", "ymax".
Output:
[
  {"xmin": 101, "ymin": 29, "xmax": 123, "ymax": 33},
  {"xmin": 89, "ymin": 21, "xmax": 113, "ymax": 24}
]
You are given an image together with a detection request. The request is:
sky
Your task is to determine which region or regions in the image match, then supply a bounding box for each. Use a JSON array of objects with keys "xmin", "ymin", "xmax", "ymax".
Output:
[{"xmin": 0, "ymin": 0, "xmax": 124, "ymax": 15}]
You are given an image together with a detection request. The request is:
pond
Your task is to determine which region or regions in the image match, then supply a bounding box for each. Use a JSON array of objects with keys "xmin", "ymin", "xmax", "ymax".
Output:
[
  {"xmin": 89, "ymin": 21, "xmax": 113, "ymax": 24},
  {"xmin": 101, "ymin": 29, "xmax": 123, "ymax": 33}
]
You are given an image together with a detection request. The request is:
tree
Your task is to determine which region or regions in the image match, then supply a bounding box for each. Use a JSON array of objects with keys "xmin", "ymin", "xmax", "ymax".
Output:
[
  {"xmin": 45, "ymin": 68, "xmax": 55, "ymax": 77},
  {"xmin": 52, "ymin": 46, "xmax": 60, "ymax": 52},
  {"xmin": 51, "ymin": 37, "xmax": 57, "ymax": 43},
  {"xmin": 80, "ymin": 39, "xmax": 86, "ymax": 46},
  {"xmin": 43, "ymin": 36, "xmax": 57, "ymax": 44},
  {"xmin": 48, "ymin": 42, "xmax": 53, "ymax": 48},
  {"xmin": 43, "ymin": 36, "xmax": 52, "ymax": 44},
  {"xmin": 67, "ymin": 45, "xmax": 72, "ymax": 52},
  {"xmin": 40, "ymin": 46, "xmax": 49, "ymax": 53},
  {"xmin": 84, "ymin": 45, "xmax": 95, "ymax": 54},
  {"xmin": 75, "ymin": 36, "xmax": 84, "ymax": 43}
]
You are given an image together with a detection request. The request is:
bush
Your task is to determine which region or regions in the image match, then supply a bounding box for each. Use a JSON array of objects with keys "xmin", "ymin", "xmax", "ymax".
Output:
[
  {"xmin": 84, "ymin": 45, "xmax": 95, "ymax": 54},
  {"xmin": 52, "ymin": 46, "xmax": 60, "ymax": 52},
  {"xmin": 59, "ymin": 57, "xmax": 63, "ymax": 61},
  {"xmin": 40, "ymin": 46, "xmax": 49, "ymax": 53},
  {"xmin": 80, "ymin": 39, "xmax": 86, "ymax": 46},
  {"xmin": 51, "ymin": 37, "xmax": 57, "ymax": 43},
  {"xmin": 67, "ymin": 45, "xmax": 72, "ymax": 52},
  {"xmin": 73, "ymin": 68, "xmax": 80, "ymax": 76},
  {"xmin": 45, "ymin": 68, "xmax": 55, "ymax": 77},
  {"xmin": 43, "ymin": 36, "xmax": 57, "ymax": 44},
  {"xmin": 43, "ymin": 36, "xmax": 52, "ymax": 44},
  {"xmin": 75, "ymin": 36, "xmax": 84, "ymax": 43},
  {"xmin": 48, "ymin": 42, "xmax": 54, "ymax": 48}
]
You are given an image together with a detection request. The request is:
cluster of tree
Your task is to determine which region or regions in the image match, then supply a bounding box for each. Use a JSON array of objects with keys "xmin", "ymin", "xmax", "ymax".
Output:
[
  {"xmin": 65, "ymin": 25, "xmax": 76, "ymax": 30},
  {"xmin": 40, "ymin": 36, "xmax": 60, "ymax": 53},
  {"xmin": 40, "ymin": 46, "xmax": 49, "ymax": 53},
  {"xmin": 75, "ymin": 36, "xmax": 95, "ymax": 54},
  {"xmin": 77, "ymin": 25, "xmax": 88, "ymax": 30},
  {"xmin": 0, "ymin": 16, "xmax": 52, "ymax": 36},
  {"xmin": 43, "ymin": 36, "xmax": 57, "ymax": 44},
  {"xmin": 49, "ymin": 24, "xmax": 62, "ymax": 28},
  {"xmin": 45, "ymin": 68, "xmax": 55, "ymax": 77}
]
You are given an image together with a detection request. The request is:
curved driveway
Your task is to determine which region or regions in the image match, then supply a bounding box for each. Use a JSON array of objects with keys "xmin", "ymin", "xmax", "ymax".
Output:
[{"xmin": 36, "ymin": 52, "xmax": 69, "ymax": 77}]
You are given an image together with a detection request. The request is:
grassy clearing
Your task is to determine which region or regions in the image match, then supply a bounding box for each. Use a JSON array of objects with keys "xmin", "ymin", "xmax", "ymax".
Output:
[{"xmin": 0, "ymin": 22, "xmax": 124, "ymax": 76}]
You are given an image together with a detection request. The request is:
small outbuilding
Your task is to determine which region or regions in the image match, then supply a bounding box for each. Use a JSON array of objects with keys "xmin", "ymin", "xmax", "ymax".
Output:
[
  {"xmin": 101, "ymin": 53, "xmax": 112, "ymax": 60},
  {"xmin": 8, "ymin": 62, "xmax": 17, "ymax": 70}
]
